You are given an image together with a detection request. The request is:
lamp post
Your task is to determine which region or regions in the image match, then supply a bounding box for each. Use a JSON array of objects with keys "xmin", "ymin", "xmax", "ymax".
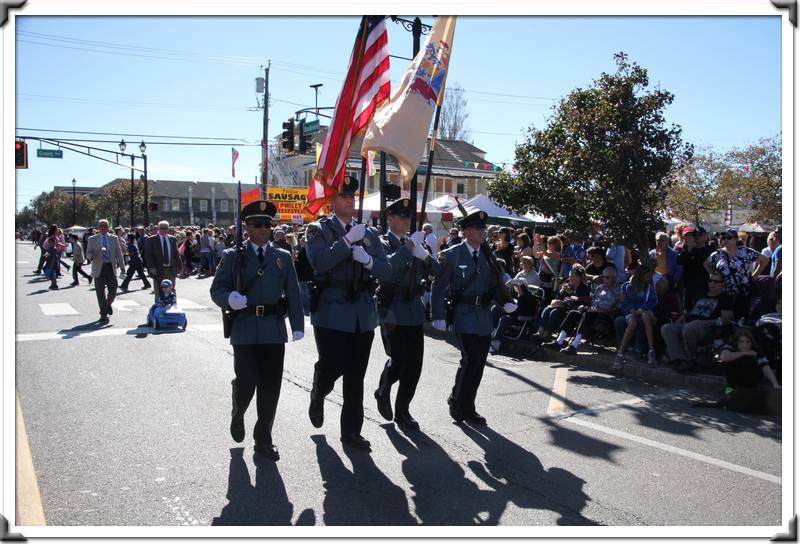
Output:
[
  {"xmin": 310, "ymin": 83, "xmax": 323, "ymax": 119},
  {"xmin": 119, "ymin": 139, "xmax": 135, "ymax": 228},
  {"xmin": 140, "ymin": 141, "xmax": 148, "ymax": 226},
  {"xmin": 71, "ymin": 177, "xmax": 76, "ymax": 227}
]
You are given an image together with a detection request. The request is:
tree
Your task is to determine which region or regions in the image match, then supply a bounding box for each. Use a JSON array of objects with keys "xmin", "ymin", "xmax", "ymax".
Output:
[
  {"xmin": 15, "ymin": 206, "xmax": 36, "ymax": 229},
  {"xmin": 489, "ymin": 52, "xmax": 692, "ymax": 252},
  {"xmin": 439, "ymin": 82, "xmax": 471, "ymax": 142},
  {"xmin": 718, "ymin": 135, "xmax": 781, "ymax": 225},
  {"xmin": 94, "ymin": 179, "xmax": 144, "ymax": 227},
  {"xmin": 31, "ymin": 190, "xmax": 73, "ymax": 227},
  {"xmin": 664, "ymin": 148, "xmax": 727, "ymax": 226}
]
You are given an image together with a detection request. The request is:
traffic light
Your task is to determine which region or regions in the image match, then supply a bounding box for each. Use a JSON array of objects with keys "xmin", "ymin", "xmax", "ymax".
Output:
[
  {"xmin": 15, "ymin": 140, "xmax": 28, "ymax": 169},
  {"xmin": 382, "ymin": 183, "xmax": 401, "ymax": 201},
  {"xmin": 148, "ymin": 202, "xmax": 158, "ymax": 212},
  {"xmin": 297, "ymin": 120, "xmax": 314, "ymax": 154},
  {"xmin": 281, "ymin": 118, "xmax": 295, "ymax": 153}
]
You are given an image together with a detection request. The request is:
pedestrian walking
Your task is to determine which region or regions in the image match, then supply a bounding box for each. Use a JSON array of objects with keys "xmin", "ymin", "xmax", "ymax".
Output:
[
  {"xmin": 120, "ymin": 233, "xmax": 152, "ymax": 291},
  {"xmin": 305, "ymin": 176, "xmax": 391, "ymax": 451},
  {"xmin": 69, "ymin": 234, "xmax": 93, "ymax": 286},
  {"xmin": 431, "ymin": 211, "xmax": 515, "ymax": 425},
  {"xmin": 210, "ymin": 200, "xmax": 305, "ymax": 461},
  {"xmin": 42, "ymin": 225, "xmax": 68, "ymax": 290},
  {"xmin": 373, "ymin": 198, "xmax": 442, "ymax": 431},
  {"xmin": 145, "ymin": 221, "xmax": 181, "ymax": 303},
  {"xmin": 85, "ymin": 219, "xmax": 126, "ymax": 322}
]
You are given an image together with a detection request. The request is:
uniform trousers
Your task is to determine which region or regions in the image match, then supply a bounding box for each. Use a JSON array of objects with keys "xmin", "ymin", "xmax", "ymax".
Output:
[
  {"xmin": 378, "ymin": 323, "xmax": 424, "ymax": 415},
  {"xmin": 451, "ymin": 333, "xmax": 492, "ymax": 414},
  {"xmin": 94, "ymin": 263, "xmax": 118, "ymax": 317},
  {"xmin": 121, "ymin": 257, "xmax": 151, "ymax": 289},
  {"xmin": 312, "ymin": 326, "xmax": 374, "ymax": 436},
  {"xmin": 232, "ymin": 344, "xmax": 285, "ymax": 445}
]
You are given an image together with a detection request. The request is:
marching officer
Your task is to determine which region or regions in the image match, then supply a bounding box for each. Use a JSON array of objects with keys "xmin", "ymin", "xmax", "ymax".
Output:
[
  {"xmin": 305, "ymin": 176, "xmax": 391, "ymax": 451},
  {"xmin": 430, "ymin": 210, "xmax": 516, "ymax": 425},
  {"xmin": 210, "ymin": 200, "xmax": 305, "ymax": 461},
  {"xmin": 373, "ymin": 198, "xmax": 442, "ymax": 430}
]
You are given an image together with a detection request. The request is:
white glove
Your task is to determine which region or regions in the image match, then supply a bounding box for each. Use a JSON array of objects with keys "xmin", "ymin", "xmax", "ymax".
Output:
[
  {"xmin": 412, "ymin": 243, "xmax": 429, "ymax": 260},
  {"xmin": 425, "ymin": 233, "xmax": 439, "ymax": 256},
  {"xmin": 432, "ymin": 319, "xmax": 447, "ymax": 331},
  {"xmin": 292, "ymin": 331, "xmax": 304, "ymax": 342},
  {"xmin": 410, "ymin": 231, "xmax": 425, "ymax": 246},
  {"xmin": 344, "ymin": 223, "xmax": 366, "ymax": 244},
  {"xmin": 503, "ymin": 302, "xmax": 518, "ymax": 314},
  {"xmin": 227, "ymin": 291, "xmax": 248, "ymax": 310},
  {"xmin": 352, "ymin": 245, "xmax": 372, "ymax": 265}
]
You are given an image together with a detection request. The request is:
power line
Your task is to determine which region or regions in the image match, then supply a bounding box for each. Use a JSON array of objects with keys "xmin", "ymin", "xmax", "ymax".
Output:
[
  {"xmin": 17, "ymin": 127, "xmax": 250, "ymax": 142},
  {"xmin": 16, "ymin": 136, "xmax": 261, "ymax": 147}
]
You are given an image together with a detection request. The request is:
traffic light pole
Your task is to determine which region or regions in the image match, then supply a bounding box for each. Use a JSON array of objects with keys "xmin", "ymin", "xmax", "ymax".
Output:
[
  {"xmin": 261, "ymin": 62, "xmax": 270, "ymax": 197},
  {"xmin": 130, "ymin": 154, "xmax": 135, "ymax": 228},
  {"xmin": 143, "ymin": 152, "xmax": 149, "ymax": 227}
]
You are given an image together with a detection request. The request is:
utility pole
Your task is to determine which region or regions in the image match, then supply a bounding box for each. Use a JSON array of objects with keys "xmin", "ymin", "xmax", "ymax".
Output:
[{"xmin": 261, "ymin": 61, "xmax": 270, "ymax": 198}]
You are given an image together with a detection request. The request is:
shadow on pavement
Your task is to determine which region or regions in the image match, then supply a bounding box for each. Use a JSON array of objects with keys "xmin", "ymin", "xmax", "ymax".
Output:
[
  {"xmin": 383, "ymin": 425, "xmax": 494, "ymax": 524},
  {"xmin": 57, "ymin": 321, "xmax": 113, "ymax": 337},
  {"xmin": 312, "ymin": 434, "xmax": 417, "ymax": 525},
  {"xmin": 459, "ymin": 423, "xmax": 598, "ymax": 526},
  {"xmin": 486, "ymin": 361, "xmax": 586, "ymax": 413},
  {"xmin": 541, "ymin": 418, "xmax": 624, "ymax": 463},
  {"xmin": 212, "ymin": 447, "xmax": 307, "ymax": 526}
]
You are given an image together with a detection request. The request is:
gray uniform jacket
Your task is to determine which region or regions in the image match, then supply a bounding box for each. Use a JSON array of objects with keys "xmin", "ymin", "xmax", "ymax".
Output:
[
  {"xmin": 210, "ymin": 242, "xmax": 304, "ymax": 345},
  {"xmin": 305, "ymin": 215, "xmax": 391, "ymax": 333},
  {"xmin": 378, "ymin": 232, "xmax": 442, "ymax": 327},
  {"xmin": 430, "ymin": 241, "xmax": 499, "ymax": 335}
]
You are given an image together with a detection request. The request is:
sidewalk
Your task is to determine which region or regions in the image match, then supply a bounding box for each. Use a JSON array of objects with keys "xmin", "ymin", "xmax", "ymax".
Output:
[{"xmin": 423, "ymin": 323, "xmax": 726, "ymax": 394}]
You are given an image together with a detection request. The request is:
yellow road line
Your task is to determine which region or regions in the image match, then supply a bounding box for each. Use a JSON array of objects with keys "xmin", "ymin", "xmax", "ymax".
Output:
[
  {"xmin": 546, "ymin": 367, "xmax": 570, "ymax": 416},
  {"xmin": 16, "ymin": 391, "xmax": 46, "ymax": 526}
]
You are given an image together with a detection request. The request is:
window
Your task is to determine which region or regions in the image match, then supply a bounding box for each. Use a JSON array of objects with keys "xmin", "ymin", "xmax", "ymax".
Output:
[
  {"xmin": 171, "ymin": 199, "xmax": 181, "ymax": 211},
  {"xmin": 199, "ymin": 199, "xmax": 208, "ymax": 212},
  {"xmin": 457, "ymin": 181, "xmax": 465, "ymax": 195},
  {"xmin": 445, "ymin": 179, "xmax": 453, "ymax": 193},
  {"xmin": 220, "ymin": 200, "xmax": 229, "ymax": 213},
  {"xmin": 163, "ymin": 198, "xmax": 169, "ymax": 211}
]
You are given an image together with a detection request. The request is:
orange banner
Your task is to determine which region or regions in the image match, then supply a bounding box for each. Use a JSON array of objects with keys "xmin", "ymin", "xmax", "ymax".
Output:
[
  {"xmin": 241, "ymin": 187, "xmax": 261, "ymax": 208},
  {"xmin": 267, "ymin": 187, "xmax": 328, "ymax": 223}
]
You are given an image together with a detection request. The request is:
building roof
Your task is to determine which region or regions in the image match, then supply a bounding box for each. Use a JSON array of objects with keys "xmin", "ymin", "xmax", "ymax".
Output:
[{"xmin": 98, "ymin": 178, "xmax": 258, "ymax": 200}]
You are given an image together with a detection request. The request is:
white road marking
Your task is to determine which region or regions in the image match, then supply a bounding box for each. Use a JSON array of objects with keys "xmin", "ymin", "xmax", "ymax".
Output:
[
  {"xmin": 17, "ymin": 261, "xmax": 31, "ymax": 264},
  {"xmin": 563, "ymin": 416, "xmax": 781, "ymax": 485},
  {"xmin": 39, "ymin": 303, "xmax": 80, "ymax": 316},
  {"xmin": 111, "ymin": 300, "xmax": 140, "ymax": 312},
  {"xmin": 547, "ymin": 367, "xmax": 570, "ymax": 415},
  {"xmin": 175, "ymin": 299, "xmax": 207, "ymax": 310}
]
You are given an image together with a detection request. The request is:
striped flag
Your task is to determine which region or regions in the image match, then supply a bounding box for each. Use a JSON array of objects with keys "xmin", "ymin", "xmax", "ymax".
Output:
[
  {"xmin": 305, "ymin": 16, "xmax": 390, "ymax": 215},
  {"xmin": 232, "ymin": 147, "xmax": 240, "ymax": 178}
]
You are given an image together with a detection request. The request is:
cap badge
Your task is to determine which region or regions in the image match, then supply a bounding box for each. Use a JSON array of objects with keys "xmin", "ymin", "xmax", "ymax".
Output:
[{"xmin": 260, "ymin": 202, "xmax": 266, "ymax": 211}]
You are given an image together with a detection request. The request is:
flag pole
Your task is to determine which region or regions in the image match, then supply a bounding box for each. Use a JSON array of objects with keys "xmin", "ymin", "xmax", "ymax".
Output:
[{"xmin": 419, "ymin": 17, "xmax": 456, "ymax": 229}]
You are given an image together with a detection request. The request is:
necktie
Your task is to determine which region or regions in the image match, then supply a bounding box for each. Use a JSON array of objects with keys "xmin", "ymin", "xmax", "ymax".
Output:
[
  {"xmin": 162, "ymin": 236, "xmax": 169, "ymax": 264},
  {"xmin": 257, "ymin": 246, "xmax": 264, "ymax": 266},
  {"xmin": 472, "ymin": 250, "xmax": 479, "ymax": 266},
  {"xmin": 102, "ymin": 234, "xmax": 109, "ymax": 262},
  {"xmin": 345, "ymin": 224, "xmax": 352, "ymax": 235}
]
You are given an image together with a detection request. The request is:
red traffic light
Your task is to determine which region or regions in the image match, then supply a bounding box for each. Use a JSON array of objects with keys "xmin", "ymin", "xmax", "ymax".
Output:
[
  {"xmin": 15, "ymin": 140, "xmax": 28, "ymax": 169},
  {"xmin": 15, "ymin": 142, "xmax": 22, "ymax": 151}
]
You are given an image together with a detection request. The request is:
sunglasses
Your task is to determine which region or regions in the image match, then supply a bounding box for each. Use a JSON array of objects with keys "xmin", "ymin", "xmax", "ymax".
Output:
[
  {"xmin": 247, "ymin": 221, "xmax": 271, "ymax": 229},
  {"xmin": 158, "ymin": 227, "xmax": 168, "ymax": 230}
]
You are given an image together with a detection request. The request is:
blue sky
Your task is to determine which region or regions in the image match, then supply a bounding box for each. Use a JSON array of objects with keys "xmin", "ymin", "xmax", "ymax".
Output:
[{"xmin": 14, "ymin": 15, "xmax": 782, "ymax": 211}]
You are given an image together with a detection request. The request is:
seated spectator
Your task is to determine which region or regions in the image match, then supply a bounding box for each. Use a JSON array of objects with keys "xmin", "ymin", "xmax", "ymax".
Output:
[
  {"xmin": 490, "ymin": 257, "xmax": 543, "ymax": 352},
  {"xmin": 542, "ymin": 266, "xmax": 622, "ymax": 354},
  {"xmin": 614, "ymin": 264, "xmax": 659, "ymax": 368},
  {"xmin": 719, "ymin": 329, "xmax": 780, "ymax": 393},
  {"xmin": 677, "ymin": 226, "xmax": 714, "ymax": 312},
  {"xmin": 559, "ymin": 231, "xmax": 586, "ymax": 281},
  {"xmin": 705, "ymin": 229, "xmax": 770, "ymax": 320},
  {"xmin": 533, "ymin": 264, "xmax": 591, "ymax": 342},
  {"xmin": 649, "ymin": 231, "xmax": 682, "ymax": 287},
  {"xmin": 508, "ymin": 255, "xmax": 541, "ymax": 289},
  {"xmin": 535, "ymin": 235, "xmax": 562, "ymax": 303},
  {"xmin": 513, "ymin": 233, "xmax": 535, "ymax": 273},
  {"xmin": 585, "ymin": 246, "xmax": 616, "ymax": 285},
  {"xmin": 660, "ymin": 272, "xmax": 734, "ymax": 372}
]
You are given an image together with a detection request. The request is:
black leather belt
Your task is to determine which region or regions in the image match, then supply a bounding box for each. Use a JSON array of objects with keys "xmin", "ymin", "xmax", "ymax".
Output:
[
  {"xmin": 236, "ymin": 304, "xmax": 283, "ymax": 317},
  {"xmin": 327, "ymin": 279, "xmax": 373, "ymax": 292},
  {"xmin": 455, "ymin": 293, "xmax": 493, "ymax": 306}
]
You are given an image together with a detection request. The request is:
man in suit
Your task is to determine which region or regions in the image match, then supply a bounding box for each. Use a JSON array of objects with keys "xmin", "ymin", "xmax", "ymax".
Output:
[
  {"xmin": 210, "ymin": 200, "xmax": 305, "ymax": 462},
  {"xmin": 85, "ymin": 219, "xmax": 126, "ymax": 323},
  {"xmin": 430, "ymin": 211, "xmax": 516, "ymax": 425},
  {"xmin": 374, "ymin": 198, "xmax": 442, "ymax": 431},
  {"xmin": 305, "ymin": 176, "xmax": 392, "ymax": 451},
  {"xmin": 145, "ymin": 220, "xmax": 181, "ymax": 302}
]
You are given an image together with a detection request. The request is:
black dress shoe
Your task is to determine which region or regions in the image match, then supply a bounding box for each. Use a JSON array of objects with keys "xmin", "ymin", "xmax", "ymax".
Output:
[
  {"xmin": 309, "ymin": 396, "xmax": 324, "ymax": 428},
  {"xmin": 374, "ymin": 388, "xmax": 393, "ymax": 421},
  {"xmin": 464, "ymin": 411, "xmax": 487, "ymax": 425},
  {"xmin": 88, "ymin": 277, "xmax": 93, "ymax": 285},
  {"xmin": 106, "ymin": 304, "xmax": 114, "ymax": 315},
  {"xmin": 230, "ymin": 415, "xmax": 245, "ymax": 443},
  {"xmin": 98, "ymin": 316, "xmax": 109, "ymax": 324},
  {"xmin": 340, "ymin": 433, "xmax": 371, "ymax": 450},
  {"xmin": 395, "ymin": 411, "xmax": 420, "ymax": 431},
  {"xmin": 254, "ymin": 442, "xmax": 280, "ymax": 461},
  {"xmin": 542, "ymin": 340, "xmax": 562, "ymax": 351},
  {"xmin": 448, "ymin": 398, "xmax": 464, "ymax": 422}
]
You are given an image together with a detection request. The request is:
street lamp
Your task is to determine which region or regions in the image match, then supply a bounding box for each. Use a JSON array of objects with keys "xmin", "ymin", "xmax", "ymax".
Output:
[
  {"xmin": 310, "ymin": 83, "xmax": 323, "ymax": 119},
  {"xmin": 140, "ymin": 141, "xmax": 148, "ymax": 226},
  {"xmin": 71, "ymin": 178, "xmax": 76, "ymax": 227},
  {"xmin": 119, "ymin": 139, "xmax": 135, "ymax": 227}
]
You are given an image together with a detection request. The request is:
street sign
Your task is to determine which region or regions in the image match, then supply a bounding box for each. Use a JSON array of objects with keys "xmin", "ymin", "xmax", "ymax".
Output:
[
  {"xmin": 37, "ymin": 149, "xmax": 63, "ymax": 159},
  {"xmin": 303, "ymin": 119, "xmax": 320, "ymax": 135}
]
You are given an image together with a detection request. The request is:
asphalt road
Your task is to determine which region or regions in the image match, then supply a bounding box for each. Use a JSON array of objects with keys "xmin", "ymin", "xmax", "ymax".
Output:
[{"xmin": 13, "ymin": 241, "xmax": 783, "ymax": 531}]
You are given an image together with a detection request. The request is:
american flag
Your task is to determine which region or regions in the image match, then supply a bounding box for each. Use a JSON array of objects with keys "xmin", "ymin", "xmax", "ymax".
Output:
[
  {"xmin": 305, "ymin": 16, "xmax": 390, "ymax": 214},
  {"xmin": 232, "ymin": 147, "xmax": 240, "ymax": 178}
]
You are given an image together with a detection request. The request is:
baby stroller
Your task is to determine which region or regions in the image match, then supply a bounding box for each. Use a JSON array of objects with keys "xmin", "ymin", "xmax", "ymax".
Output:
[{"xmin": 147, "ymin": 303, "xmax": 188, "ymax": 331}]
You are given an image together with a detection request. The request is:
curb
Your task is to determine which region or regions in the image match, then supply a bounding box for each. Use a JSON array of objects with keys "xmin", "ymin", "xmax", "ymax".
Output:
[{"xmin": 422, "ymin": 323, "xmax": 726, "ymax": 394}]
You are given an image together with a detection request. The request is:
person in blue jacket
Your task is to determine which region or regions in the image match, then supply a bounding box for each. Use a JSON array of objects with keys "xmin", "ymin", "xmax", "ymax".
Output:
[
  {"xmin": 373, "ymin": 198, "xmax": 442, "ymax": 431},
  {"xmin": 210, "ymin": 200, "xmax": 305, "ymax": 462},
  {"xmin": 305, "ymin": 176, "xmax": 392, "ymax": 452},
  {"xmin": 614, "ymin": 263, "xmax": 659, "ymax": 369}
]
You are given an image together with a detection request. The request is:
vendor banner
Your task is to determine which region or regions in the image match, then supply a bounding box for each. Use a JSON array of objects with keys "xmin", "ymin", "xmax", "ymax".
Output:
[{"xmin": 267, "ymin": 187, "xmax": 329, "ymax": 223}]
